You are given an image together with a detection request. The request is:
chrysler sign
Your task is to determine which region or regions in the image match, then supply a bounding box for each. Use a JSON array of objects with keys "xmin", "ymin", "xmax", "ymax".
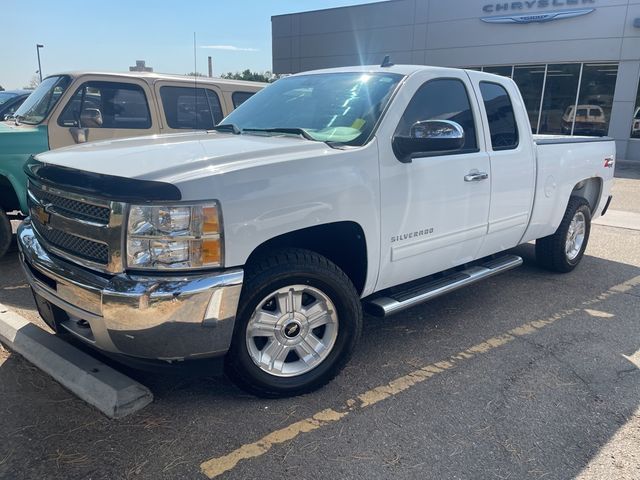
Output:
[
  {"xmin": 481, "ymin": 8, "xmax": 594, "ymax": 23},
  {"xmin": 483, "ymin": 0, "xmax": 595, "ymax": 13}
]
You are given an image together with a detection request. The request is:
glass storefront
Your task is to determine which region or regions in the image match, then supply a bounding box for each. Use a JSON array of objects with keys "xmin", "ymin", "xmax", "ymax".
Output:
[
  {"xmin": 471, "ymin": 63, "xmax": 619, "ymax": 137},
  {"xmin": 482, "ymin": 66, "xmax": 512, "ymax": 78},
  {"xmin": 632, "ymin": 79, "xmax": 640, "ymax": 139},
  {"xmin": 512, "ymin": 65, "xmax": 545, "ymax": 134},
  {"xmin": 576, "ymin": 64, "xmax": 618, "ymax": 137},
  {"xmin": 539, "ymin": 64, "xmax": 581, "ymax": 135}
]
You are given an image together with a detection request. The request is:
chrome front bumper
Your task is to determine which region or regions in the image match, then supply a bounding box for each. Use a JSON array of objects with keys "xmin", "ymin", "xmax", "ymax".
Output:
[{"xmin": 17, "ymin": 221, "xmax": 244, "ymax": 361}]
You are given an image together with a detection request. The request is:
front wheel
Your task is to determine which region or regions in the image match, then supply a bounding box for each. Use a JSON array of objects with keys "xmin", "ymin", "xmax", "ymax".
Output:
[
  {"xmin": 536, "ymin": 197, "xmax": 592, "ymax": 273},
  {"xmin": 225, "ymin": 248, "xmax": 362, "ymax": 398}
]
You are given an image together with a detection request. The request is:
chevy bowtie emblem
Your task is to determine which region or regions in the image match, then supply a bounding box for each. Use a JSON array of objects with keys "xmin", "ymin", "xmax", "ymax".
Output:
[
  {"xmin": 481, "ymin": 8, "xmax": 594, "ymax": 24},
  {"xmin": 34, "ymin": 205, "xmax": 51, "ymax": 226}
]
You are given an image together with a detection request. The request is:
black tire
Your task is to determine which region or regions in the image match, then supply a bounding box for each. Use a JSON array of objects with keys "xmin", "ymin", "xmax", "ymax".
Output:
[
  {"xmin": 0, "ymin": 209, "xmax": 12, "ymax": 259},
  {"xmin": 536, "ymin": 197, "xmax": 591, "ymax": 273},
  {"xmin": 225, "ymin": 248, "xmax": 362, "ymax": 398}
]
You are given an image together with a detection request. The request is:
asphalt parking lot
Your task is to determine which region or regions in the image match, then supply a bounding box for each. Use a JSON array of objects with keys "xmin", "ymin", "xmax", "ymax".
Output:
[{"xmin": 1, "ymin": 163, "xmax": 639, "ymax": 480}]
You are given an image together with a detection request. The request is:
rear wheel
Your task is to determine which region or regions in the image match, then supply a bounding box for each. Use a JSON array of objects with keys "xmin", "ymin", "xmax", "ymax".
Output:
[
  {"xmin": 0, "ymin": 209, "xmax": 12, "ymax": 259},
  {"xmin": 225, "ymin": 248, "xmax": 362, "ymax": 398},
  {"xmin": 536, "ymin": 197, "xmax": 591, "ymax": 273}
]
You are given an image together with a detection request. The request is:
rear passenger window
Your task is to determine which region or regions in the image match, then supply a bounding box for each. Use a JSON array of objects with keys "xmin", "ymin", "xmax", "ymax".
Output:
[
  {"xmin": 160, "ymin": 86, "xmax": 223, "ymax": 130},
  {"xmin": 479, "ymin": 82, "xmax": 519, "ymax": 151},
  {"xmin": 58, "ymin": 81, "xmax": 151, "ymax": 129},
  {"xmin": 396, "ymin": 78, "xmax": 478, "ymax": 154},
  {"xmin": 232, "ymin": 91, "xmax": 255, "ymax": 108}
]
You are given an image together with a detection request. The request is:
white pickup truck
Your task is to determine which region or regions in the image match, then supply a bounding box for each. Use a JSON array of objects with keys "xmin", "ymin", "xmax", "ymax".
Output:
[{"xmin": 17, "ymin": 64, "xmax": 615, "ymax": 397}]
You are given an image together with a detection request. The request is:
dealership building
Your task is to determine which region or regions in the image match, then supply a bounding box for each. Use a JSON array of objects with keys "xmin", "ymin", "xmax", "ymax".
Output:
[{"xmin": 271, "ymin": 0, "xmax": 640, "ymax": 160}]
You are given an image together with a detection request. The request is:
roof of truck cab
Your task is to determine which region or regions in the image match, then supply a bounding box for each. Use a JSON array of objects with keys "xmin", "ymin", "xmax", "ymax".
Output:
[
  {"xmin": 298, "ymin": 64, "xmax": 481, "ymax": 77},
  {"xmin": 46, "ymin": 71, "xmax": 267, "ymax": 89}
]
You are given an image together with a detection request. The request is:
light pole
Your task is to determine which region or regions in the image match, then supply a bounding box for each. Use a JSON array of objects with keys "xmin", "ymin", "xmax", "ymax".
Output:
[{"xmin": 36, "ymin": 44, "xmax": 44, "ymax": 82}]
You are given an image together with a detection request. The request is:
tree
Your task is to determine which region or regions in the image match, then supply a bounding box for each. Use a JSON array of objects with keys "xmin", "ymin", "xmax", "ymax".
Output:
[
  {"xmin": 23, "ymin": 75, "xmax": 40, "ymax": 90},
  {"xmin": 186, "ymin": 72, "xmax": 205, "ymax": 77},
  {"xmin": 0, "ymin": 85, "xmax": 4, "ymax": 92},
  {"xmin": 220, "ymin": 70, "xmax": 281, "ymax": 83}
]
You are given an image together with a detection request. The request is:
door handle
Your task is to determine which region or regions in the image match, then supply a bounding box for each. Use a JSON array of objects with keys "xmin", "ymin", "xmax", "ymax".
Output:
[{"xmin": 464, "ymin": 171, "xmax": 489, "ymax": 182}]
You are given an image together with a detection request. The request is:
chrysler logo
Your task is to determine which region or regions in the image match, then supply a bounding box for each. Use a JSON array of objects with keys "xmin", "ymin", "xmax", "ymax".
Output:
[
  {"xmin": 481, "ymin": 7, "xmax": 594, "ymax": 23},
  {"xmin": 483, "ymin": 0, "xmax": 595, "ymax": 13}
]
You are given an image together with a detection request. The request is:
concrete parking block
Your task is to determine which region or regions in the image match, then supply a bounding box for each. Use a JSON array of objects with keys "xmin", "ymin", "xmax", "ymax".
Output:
[{"xmin": 0, "ymin": 303, "xmax": 153, "ymax": 419}]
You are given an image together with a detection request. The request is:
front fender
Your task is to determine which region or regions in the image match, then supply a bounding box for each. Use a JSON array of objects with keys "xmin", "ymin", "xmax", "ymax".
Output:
[{"xmin": 0, "ymin": 123, "xmax": 49, "ymax": 213}]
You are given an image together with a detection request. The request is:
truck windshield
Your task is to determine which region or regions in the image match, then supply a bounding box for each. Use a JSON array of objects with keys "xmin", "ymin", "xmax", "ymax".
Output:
[
  {"xmin": 221, "ymin": 72, "xmax": 403, "ymax": 146},
  {"xmin": 14, "ymin": 75, "xmax": 71, "ymax": 125}
]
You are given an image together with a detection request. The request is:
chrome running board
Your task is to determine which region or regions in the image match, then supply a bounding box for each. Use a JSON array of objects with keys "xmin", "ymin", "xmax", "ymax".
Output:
[{"xmin": 365, "ymin": 255, "xmax": 523, "ymax": 317}]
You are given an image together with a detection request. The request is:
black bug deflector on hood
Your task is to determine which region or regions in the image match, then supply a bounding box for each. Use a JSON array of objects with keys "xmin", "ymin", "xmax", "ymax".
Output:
[{"xmin": 24, "ymin": 156, "xmax": 182, "ymax": 203}]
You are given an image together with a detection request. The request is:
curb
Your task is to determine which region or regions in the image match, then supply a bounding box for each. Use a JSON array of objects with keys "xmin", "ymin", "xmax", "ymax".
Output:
[
  {"xmin": 594, "ymin": 209, "xmax": 640, "ymax": 231},
  {"xmin": 0, "ymin": 304, "xmax": 153, "ymax": 419}
]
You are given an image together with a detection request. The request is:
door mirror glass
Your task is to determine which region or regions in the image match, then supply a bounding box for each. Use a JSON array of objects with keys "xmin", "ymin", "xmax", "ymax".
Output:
[
  {"xmin": 80, "ymin": 108, "xmax": 103, "ymax": 128},
  {"xmin": 393, "ymin": 120, "xmax": 465, "ymax": 162}
]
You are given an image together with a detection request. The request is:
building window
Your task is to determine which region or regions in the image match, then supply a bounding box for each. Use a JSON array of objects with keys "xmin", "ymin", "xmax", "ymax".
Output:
[
  {"xmin": 473, "ymin": 62, "xmax": 619, "ymax": 137},
  {"xmin": 512, "ymin": 65, "xmax": 545, "ymax": 134},
  {"xmin": 631, "ymin": 80, "xmax": 640, "ymax": 139},
  {"xmin": 539, "ymin": 64, "xmax": 582, "ymax": 135},
  {"xmin": 575, "ymin": 63, "xmax": 618, "ymax": 136},
  {"xmin": 482, "ymin": 66, "xmax": 513, "ymax": 78}
]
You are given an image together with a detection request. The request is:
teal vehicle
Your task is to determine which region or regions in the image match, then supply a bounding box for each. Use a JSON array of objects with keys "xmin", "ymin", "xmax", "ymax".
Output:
[{"xmin": 0, "ymin": 72, "xmax": 264, "ymax": 257}]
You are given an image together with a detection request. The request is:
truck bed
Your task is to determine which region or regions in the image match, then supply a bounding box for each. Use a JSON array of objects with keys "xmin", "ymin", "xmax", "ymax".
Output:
[{"xmin": 521, "ymin": 135, "xmax": 615, "ymax": 244}]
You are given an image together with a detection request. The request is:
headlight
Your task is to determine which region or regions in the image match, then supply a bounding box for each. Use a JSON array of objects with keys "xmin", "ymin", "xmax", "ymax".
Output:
[{"xmin": 126, "ymin": 203, "xmax": 222, "ymax": 270}]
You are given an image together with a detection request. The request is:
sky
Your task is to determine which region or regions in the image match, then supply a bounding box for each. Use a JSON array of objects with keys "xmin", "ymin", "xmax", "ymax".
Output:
[{"xmin": 1, "ymin": 0, "xmax": 376, "ymax": 90}]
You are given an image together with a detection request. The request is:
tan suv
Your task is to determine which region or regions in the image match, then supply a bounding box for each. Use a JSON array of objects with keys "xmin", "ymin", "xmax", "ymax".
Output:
[
  {"xmin": 8, "ymin": 71, "xmax": 265, "ymax": 149},
  {"xmin": 0, "ymin": 71, "xmax": 265, "ymax": 258}
]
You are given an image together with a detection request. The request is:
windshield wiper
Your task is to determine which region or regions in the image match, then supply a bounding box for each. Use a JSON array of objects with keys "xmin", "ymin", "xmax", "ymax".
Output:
[
  {"xmin": 242, "ymin": 127, "xmax": 317, "ymax": 141},
  {"xmin": 212, "ymin": 123, "xmax": 241, "ymax": 134}
]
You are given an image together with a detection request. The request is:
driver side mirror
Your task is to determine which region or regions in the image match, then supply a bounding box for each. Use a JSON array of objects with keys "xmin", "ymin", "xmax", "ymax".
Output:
[
  {"xmin": 393, "ymin": 120, "xmax": 465, "ymax": 163},
  {"xmin": 80, "ymin": 108, "xmax": 103, "ymax": 128}
]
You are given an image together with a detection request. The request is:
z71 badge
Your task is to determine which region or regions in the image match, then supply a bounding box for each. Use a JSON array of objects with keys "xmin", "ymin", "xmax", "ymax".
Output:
[{"xmin": 391, "ymin": 228, "xmax": 434, "ymax": 243}]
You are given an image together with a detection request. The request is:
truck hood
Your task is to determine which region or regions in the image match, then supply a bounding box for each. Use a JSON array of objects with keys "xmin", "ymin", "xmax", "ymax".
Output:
[
  {"xmin": 0, "ymin": 121, "xmax": 49, "ymax": 156},
  {"xmin": 33, "ymin": 131, "xmax": 330, "ymax": 183}
]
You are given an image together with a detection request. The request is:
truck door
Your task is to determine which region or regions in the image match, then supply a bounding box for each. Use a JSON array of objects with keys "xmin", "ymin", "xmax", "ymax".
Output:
[
  {"xmin": 49, "ymin": 78, "xmax": 158, "ymax": 149},
  {"xmin": 467, "ymin": 72, "xmax": 536, "ymax": 258},
  {"xmin": 376, "ymin": 71, "xmax": 491, "ymax": 290}
]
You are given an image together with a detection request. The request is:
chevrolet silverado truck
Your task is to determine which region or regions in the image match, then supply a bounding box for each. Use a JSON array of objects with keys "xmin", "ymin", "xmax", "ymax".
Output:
[
  {"xmin": 0, "ymin": 71, "xmax": 264, "ymax": 258},
  {"xmin": 17, "ymin": 65, "xmax": 615, "ymax": 397}
]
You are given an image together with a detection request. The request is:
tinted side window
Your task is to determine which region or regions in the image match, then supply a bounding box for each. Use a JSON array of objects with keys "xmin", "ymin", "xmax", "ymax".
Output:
[
  {"xmin": 232, "ymin": 91, "xmax": 254, "ymax": 108},
  {"xmin": 396, "ymin": 79, "xmax": 478, "ymax": 153},
  {"xmin": 160, "ymin": 86, "xmax": 223, "ymax": 129},
  {"xmin": 479, "ymin": 82, "xmax": 519, "ymax": 151},
  {"xmin": 58, "ymin": 81, "xmax": 151, "ymax": 129}
]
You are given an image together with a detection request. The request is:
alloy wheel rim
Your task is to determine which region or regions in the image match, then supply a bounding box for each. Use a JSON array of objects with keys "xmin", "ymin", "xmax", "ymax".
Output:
[
  {"xmin": 245, "ymin": 285, "xmax": 339, "ymax": 377},
  {"xmin": 565, "ymin": 211, "xmax": 586, "ymax": 261}
]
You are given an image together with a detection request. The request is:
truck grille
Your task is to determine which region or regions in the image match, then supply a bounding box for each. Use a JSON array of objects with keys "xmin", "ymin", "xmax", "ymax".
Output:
[
  {"xmin": 27, "ymin": 181, "xmax": 125, "ymax": 273},
  {"xmin": 32, "ymin": 218, "xmax": 109, "ymax": 264},
  {"xmin": 29, "ymin": 184, "xmax": 110, "ymax": 224}
]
